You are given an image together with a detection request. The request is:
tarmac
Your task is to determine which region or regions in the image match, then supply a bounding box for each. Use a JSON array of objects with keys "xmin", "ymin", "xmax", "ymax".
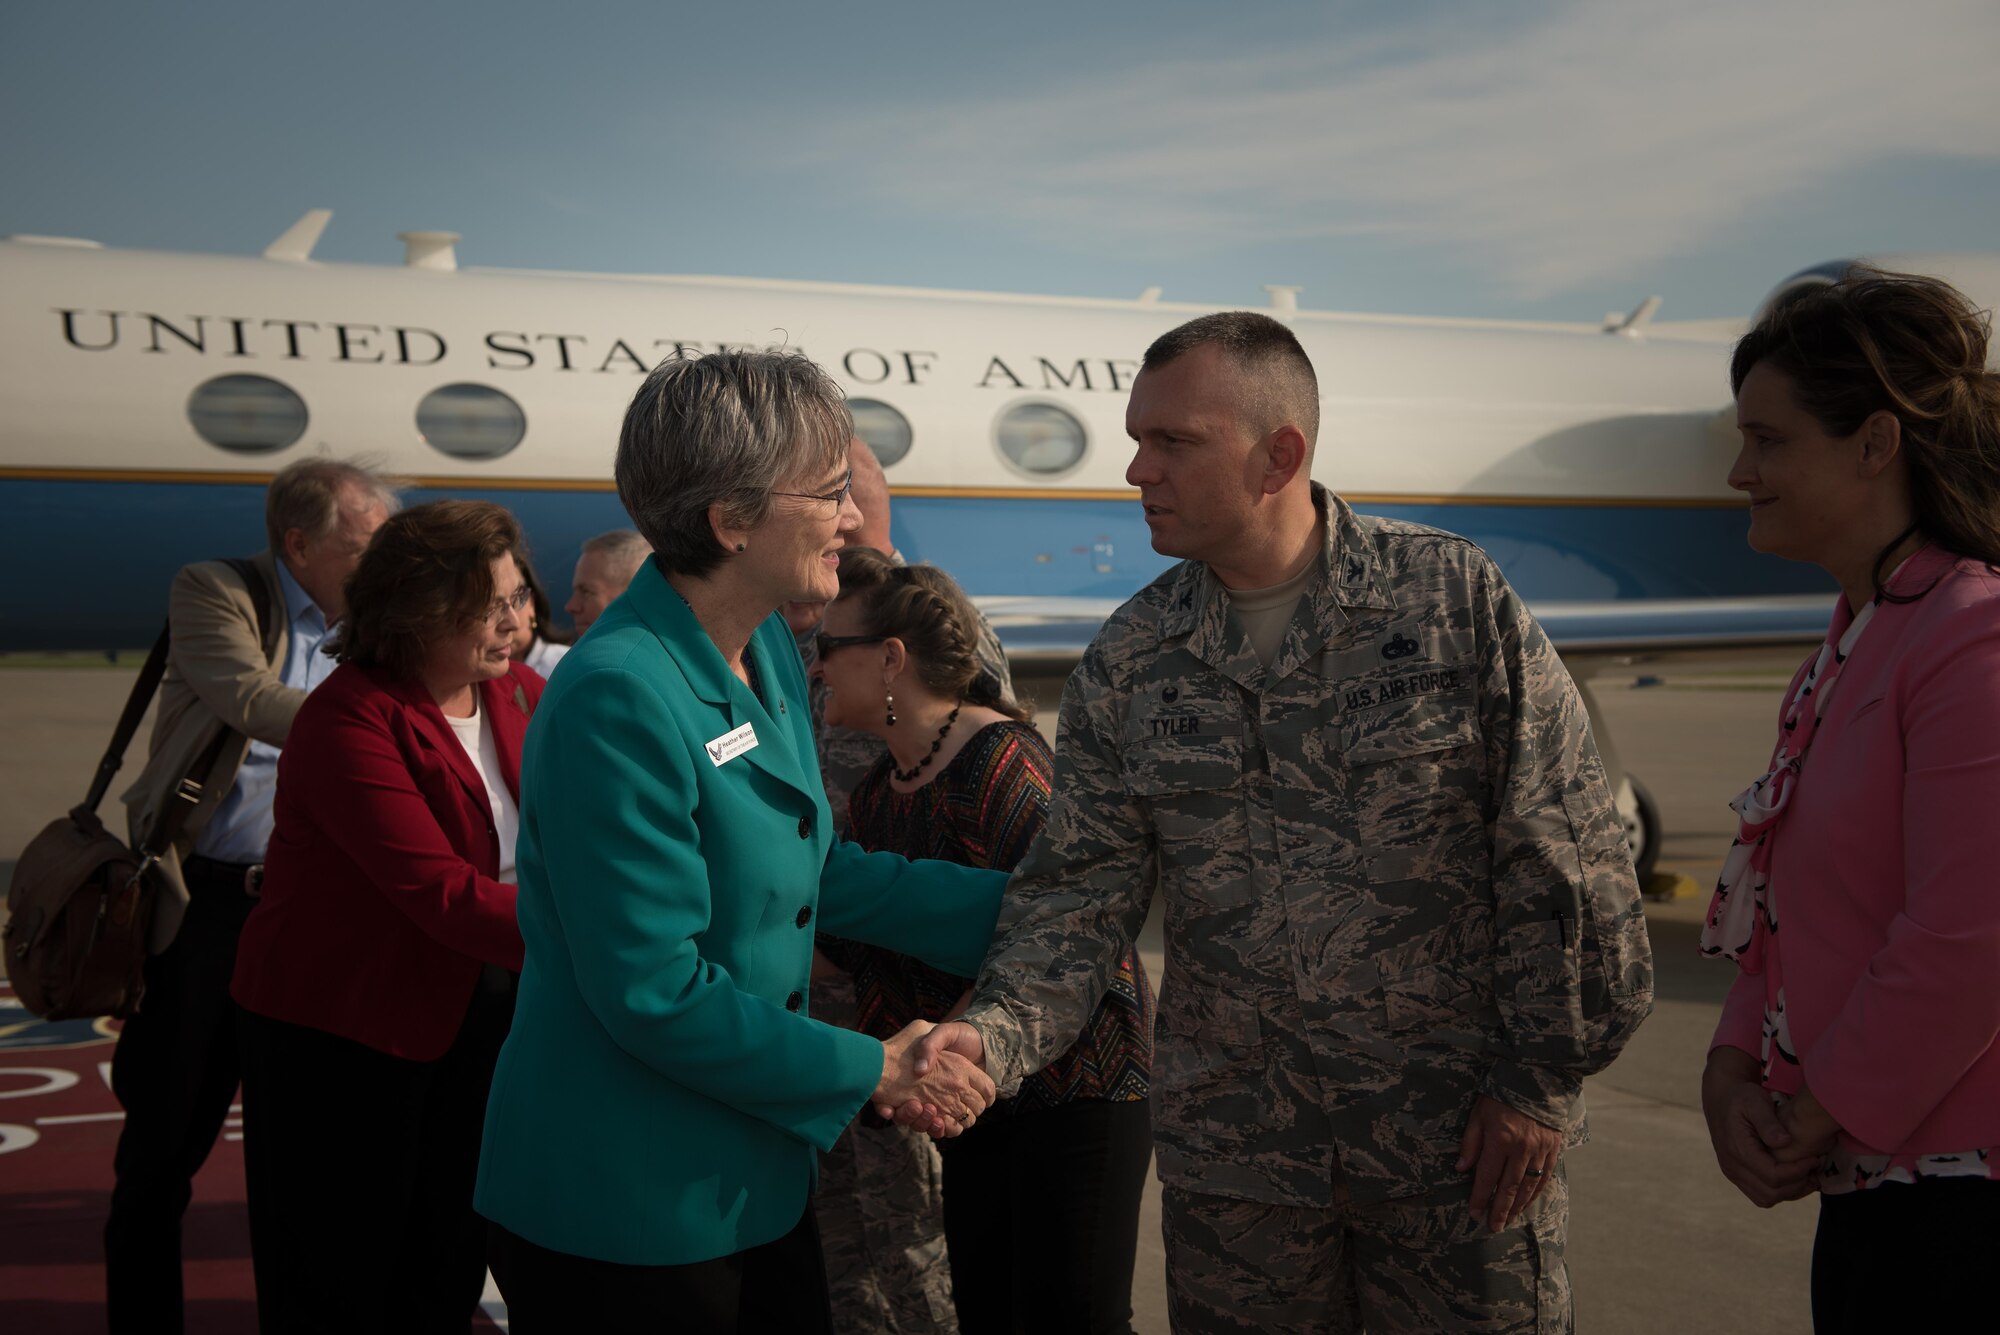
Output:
[{"xmin": 0, "ymin": 657, "xmax": 1821, "ymax": 1333}]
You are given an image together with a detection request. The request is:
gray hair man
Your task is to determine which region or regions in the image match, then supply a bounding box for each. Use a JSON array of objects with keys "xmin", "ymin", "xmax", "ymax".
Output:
[
  {"xmin": 916, "ymin": 312, "xmax": 1653, "ymax": 1333},
  {"xmin": 108, "ymin": 456, "xmax": 396, "ymax": 1332},
  {"xmin": 565, "ymin": 528, "xmax": 651, "ymax": 635}
]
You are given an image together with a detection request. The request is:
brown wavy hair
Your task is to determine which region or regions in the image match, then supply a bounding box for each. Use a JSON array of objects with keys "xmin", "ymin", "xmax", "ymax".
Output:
[
  {"xmin": 833, "ymin": 547, "xmax": 1030, "ymax": 721},
  {"xmin": 1731, "ymin": 266, "xmax": 2000, "ymax": 599},
  {"xmin": 329, "ymin": 500, "xmax": 523, "ymax": 679}
]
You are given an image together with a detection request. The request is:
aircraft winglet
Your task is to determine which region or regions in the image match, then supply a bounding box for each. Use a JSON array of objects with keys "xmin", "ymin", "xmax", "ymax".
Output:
[
  {"xmin": 1603, "ymin": 295, "xmax": 1663, "ymax": 336},
  {"xmin": 262, "ymin": 209, "xmax": 332, "ymax": 262}
]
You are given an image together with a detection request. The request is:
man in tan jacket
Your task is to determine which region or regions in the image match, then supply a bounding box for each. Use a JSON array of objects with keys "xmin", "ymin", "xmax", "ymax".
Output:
[{"xmin": 106, "ymin": 457, "xmax": 393, "ymax": 1335}]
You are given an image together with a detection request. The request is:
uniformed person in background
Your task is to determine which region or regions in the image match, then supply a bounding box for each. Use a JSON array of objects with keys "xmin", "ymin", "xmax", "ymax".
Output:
[
  {"xmin": 915, "ymin": 312, "xmax": 1654, "ymax": 1333},
  {"xmin": 790, "ymin": 438, "xmax": 1012, "ymax": 1334}
]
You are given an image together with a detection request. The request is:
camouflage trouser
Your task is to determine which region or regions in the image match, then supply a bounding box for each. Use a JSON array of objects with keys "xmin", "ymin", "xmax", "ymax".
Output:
[
  {"xmin": 814, "ymin": 970, "xmax": 959, "ymax": 1335},
  {"xmin": 1162, "ymin": 1168, "xmax": 1571, "ymax": 1334}
]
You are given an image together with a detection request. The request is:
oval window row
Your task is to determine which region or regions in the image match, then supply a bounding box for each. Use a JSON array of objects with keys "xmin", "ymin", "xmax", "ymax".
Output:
[{"xmin": 185, "ymin": 375, "xmax": 1092, "ymax": 477}]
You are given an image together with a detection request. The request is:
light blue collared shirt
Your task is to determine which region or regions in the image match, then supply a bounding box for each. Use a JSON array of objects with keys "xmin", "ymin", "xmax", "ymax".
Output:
[{"xmin": 192, "ymin": 561, "xmax": 336, "ymax": 864}]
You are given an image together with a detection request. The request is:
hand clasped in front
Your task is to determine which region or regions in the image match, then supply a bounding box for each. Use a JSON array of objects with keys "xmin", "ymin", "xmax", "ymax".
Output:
[{"xmin": 870, "ymin": 1019, "xmax": 995, "ymax": 1140}]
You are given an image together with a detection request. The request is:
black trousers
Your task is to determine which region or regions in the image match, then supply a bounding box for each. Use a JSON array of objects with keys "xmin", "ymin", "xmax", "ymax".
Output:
[
  {"xmin": 103, "ymin": 854, "xmax": 257, "ymax": 1335},
  {"xmin": 1811, "ymin": 1177, "xmax": 2000, "ymax": 1334},
  {"xmin": 487, "ymin": 1206, "xmax": 834, "ymax": 1335},
  {"xmin": 941, "ymin": 1097, "xmax": 1154, "ymax": 1335},
  {"xmin": 236, "ymin": 967, "xmax": 515, "ymax": 1335}
]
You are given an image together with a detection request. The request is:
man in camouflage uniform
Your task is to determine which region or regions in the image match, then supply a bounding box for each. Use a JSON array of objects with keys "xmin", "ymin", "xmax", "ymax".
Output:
[
  {"xmin": 795, "ymin": 439, "xmax": 1013, "ymax": 1334},
  {"xmin": 918, "ymin": 313, "xmax": 1653, "ymax": 1332}
]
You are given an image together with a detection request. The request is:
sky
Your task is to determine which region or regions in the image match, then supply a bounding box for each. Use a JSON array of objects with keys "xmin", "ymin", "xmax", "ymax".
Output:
[{"xmin": 5, "ymin": 0, "xmax": 2000, "ymax": 322}]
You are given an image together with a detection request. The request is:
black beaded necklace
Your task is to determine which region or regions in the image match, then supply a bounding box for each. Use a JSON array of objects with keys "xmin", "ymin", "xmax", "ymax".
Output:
[{"xmin": 892, "ymin": 703, "xmax": 962, "ymax": 783}]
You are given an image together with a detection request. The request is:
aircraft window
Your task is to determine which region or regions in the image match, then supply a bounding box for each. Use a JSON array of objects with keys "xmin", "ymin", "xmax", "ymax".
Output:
[
  {"xmin": 185, "ymin": 374, "xmax": 308, "ymax": 453},
  {"xmin": 994, "ymin": 401, "xmax": 1087, "ymax": 476},
  {"xmin": 416, "ymin": 383, "xmax": 527, "ymax": 459},
  {"xmin": 849, "ymin": 398, "xmax": 912, "ymax": 467}
]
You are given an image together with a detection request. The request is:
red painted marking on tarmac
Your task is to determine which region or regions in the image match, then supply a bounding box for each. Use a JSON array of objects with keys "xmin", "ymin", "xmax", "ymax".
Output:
[{"xmin": 0, "ymin": 981, "xmax": 502, "ymax": 1330}]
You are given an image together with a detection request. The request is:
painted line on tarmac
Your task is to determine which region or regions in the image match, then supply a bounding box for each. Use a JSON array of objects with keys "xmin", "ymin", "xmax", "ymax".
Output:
[{"xmin": 34, "ymin": 1110, "xmax": 124, "ymax": 1126}]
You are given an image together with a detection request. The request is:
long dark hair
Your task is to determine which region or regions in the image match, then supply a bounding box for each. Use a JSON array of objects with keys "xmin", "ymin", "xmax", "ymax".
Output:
[
  {"xmin": 1730, "ymin": 267, "xmax": 2000, "ymax": 601},
  {"xmin": 833, "ymin": 548, "xmax": 1031, "ymax": 721},
  {"xmin": 513, "ymin": 547, "xmax": 573, "ymax": 647}
]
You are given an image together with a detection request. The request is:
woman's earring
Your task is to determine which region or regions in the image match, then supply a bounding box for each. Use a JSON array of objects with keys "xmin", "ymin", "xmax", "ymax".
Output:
[
  {"xmin": 734, "ymin": 542, "xmax": 747, "ymax": 553},
  {"xmin": 885, "ymin": 690, "xmax": 897, "ymax": 727}
]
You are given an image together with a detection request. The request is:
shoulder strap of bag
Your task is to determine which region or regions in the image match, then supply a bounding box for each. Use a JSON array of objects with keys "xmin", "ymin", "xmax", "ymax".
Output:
[
  {"xmin": 127, "ymin": 556, "xmax": 281, "ymax": 865},
  {"xmin": 75, "ymin": 626, "xmax": 172, "ymax": 819}
]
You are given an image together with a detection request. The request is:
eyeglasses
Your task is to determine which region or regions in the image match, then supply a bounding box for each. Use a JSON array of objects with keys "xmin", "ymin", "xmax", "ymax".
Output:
[
  {"xmin": 772, "ymin": 471, "xmax": 854, "ymax": 509},
  {"xmin": 485, "ymin": 586, "xmax": 533, "ymax": 623},
  {"xmin": 815, "ymin": 631, "xmax": 886, "ymax": 659}
]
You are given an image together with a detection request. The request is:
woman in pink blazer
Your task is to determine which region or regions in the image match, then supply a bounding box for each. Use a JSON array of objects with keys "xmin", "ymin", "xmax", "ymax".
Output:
[{"xmin": 1699, "ymin": 268, "xmax": 2000, "ymax": 1333}]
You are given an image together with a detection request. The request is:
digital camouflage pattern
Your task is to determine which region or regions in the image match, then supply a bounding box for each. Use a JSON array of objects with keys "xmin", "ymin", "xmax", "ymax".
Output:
[
  {"xmin": 961, "ymin": 487, "xmax": 1653, "ymax": 1210},
  {"xmin": 1162, "ymin": 1171, "xmax": 1571, "ymax": 1333},
  {"xmin": 813, "ymin": 967, "xmax": 959, "ymax": 1335},
  {"xmin": 799, "ymin": 590, "xmax": 1012, "ymax": 1334}
]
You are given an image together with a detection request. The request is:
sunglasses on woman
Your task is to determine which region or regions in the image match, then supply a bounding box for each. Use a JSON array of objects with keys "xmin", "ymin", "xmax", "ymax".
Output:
[{"xmin": 815, "ymin": 631, "xmax": 886, "ymax": 659}]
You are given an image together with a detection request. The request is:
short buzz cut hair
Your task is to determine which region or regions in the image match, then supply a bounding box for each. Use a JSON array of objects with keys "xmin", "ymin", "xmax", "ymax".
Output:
[
  {"xmin": 1141, "ymin": 311, "xmax": 1320, "ymax": 450},
  {"xmin": 615, "ymin": 351, "xmax": 853, "ymax": 578},
  {"xmin": 264, "ymin": 456, "xmax": 400, "ymax": 553},
  {"xmin": 580, "ymin": 528, "xmax": 652, "ymax": 576}
]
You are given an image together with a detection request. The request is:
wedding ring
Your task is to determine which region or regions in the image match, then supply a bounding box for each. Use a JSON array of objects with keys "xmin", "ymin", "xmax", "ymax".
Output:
[{"xmin": 1523, "ymin": 1168, "xmax": 1545, "ymax": 1177}]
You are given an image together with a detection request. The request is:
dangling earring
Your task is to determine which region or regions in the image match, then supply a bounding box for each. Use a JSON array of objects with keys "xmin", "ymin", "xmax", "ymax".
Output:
[{"xmin": 885, "ymin": 689, "xmax": 897, "ymax": 727}]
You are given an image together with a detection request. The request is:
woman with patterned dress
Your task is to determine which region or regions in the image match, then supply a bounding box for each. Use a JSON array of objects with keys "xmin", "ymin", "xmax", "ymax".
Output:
[
  {"xmin": 813, "ymin": 547, "xmax": 1155, "ymax": 1335},
  {"xmin": 1699, "ymin": 268, "xmax": 2000, "ymax": 1333}
]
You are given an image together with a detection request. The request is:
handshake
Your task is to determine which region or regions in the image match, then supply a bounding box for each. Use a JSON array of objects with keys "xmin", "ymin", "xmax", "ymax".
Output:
[{"xmin": 871, "ymin": 1020, "xmax": 991, "ymax": 1139}]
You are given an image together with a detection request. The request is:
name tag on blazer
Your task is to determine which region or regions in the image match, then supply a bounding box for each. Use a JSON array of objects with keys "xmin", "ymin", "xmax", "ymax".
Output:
[{"xmin": 705, "ymin": 722, "xmax": 759, "ymax": 767}]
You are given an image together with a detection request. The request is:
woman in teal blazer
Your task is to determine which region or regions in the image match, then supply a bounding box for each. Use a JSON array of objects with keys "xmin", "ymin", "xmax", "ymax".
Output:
[{"xmin": 475, "ymin": 352, "xmax": 1007, "ymax": 1334}]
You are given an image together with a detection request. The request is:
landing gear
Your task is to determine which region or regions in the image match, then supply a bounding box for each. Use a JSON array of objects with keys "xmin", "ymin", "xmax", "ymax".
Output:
[{"xmin": 1617, "ymin": 774, "xmax": 1661, "ymax": 883}]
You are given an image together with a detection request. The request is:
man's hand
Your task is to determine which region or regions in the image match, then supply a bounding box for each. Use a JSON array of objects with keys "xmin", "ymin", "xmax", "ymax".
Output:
[
  {"xmin": 1701, "ymin": 1047, "xmax": 1820, "ymax": 1207},
  {"xmin": 1457, "ymin": 1095, "xmax": 1564, "ymax": 1232},
  {"xmin": 1771, "ymin": 1082, "xmax": 1841, "ymax": 1166},
  {"xmin": 911, "ymin": 1020, "xmax": 987, "ymax": 1075},
  {"xmin": 871, "ymin": 1021, "xmax": 994, "ymax": 1139}
]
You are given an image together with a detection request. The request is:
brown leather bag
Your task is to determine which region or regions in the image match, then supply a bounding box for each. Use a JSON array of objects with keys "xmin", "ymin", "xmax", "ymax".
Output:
[{"xmin": 5, "ymin": 558, "xmax": 269, "ymax": 1019}]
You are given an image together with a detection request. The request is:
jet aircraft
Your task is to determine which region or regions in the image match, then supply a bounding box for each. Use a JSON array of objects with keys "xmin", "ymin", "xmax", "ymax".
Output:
[{"xmin": 8, "ymin": 211, "xmax": 1992, "ymax": 875}]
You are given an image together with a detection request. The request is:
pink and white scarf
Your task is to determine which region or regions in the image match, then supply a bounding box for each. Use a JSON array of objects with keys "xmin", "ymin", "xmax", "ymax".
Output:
[{"xmin": 1698, "ymin": 597, "xmax": 1879, "ymax": 971}]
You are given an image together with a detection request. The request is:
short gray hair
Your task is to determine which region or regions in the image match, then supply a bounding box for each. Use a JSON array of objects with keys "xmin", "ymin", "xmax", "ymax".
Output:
[
  {"xmin": 580, "ymin": 528, "xmax": 651, "ymax": 576},
  {"xmin": 615, "ymin": 351, "xmax": 852, "ymax": 577},
  {"xmin": 264, "ymin": 456, "xmax": 399, "ymax": 552}
]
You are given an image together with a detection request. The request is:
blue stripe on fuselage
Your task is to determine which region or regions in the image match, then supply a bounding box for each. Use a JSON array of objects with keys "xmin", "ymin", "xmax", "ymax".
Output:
[{"xmin": 0, "ymin": 480, "xmax": 1829, "ymax": 652}]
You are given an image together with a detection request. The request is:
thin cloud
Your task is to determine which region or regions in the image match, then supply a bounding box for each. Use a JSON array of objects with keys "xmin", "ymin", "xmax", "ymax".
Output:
[{"xmin": 785, "ymin": 0, "xmax": 2000, "ymax": 297}]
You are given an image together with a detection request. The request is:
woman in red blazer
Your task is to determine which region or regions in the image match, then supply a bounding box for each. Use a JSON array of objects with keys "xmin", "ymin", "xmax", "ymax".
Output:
[{"xmin": 232, "ymin": 500, "xmax": 542, "ymax": 1334}]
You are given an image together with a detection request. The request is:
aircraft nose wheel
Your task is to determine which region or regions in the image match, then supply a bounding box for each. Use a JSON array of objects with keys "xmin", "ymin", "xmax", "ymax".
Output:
[{"xmin": 1619, "ymin": 774, "xmax": 1662, "ymax": 884}]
